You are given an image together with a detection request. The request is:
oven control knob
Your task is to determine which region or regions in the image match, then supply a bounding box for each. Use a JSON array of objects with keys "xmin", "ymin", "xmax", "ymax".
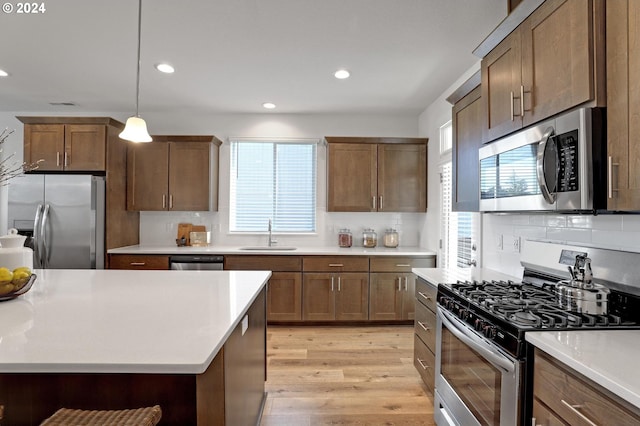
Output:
[
  {"xmin": 474, "ymin": 318, "xmax": 484, "ymax": 331},
  {"xmin": 483, "ymin": 325, "xmax": 496, "ymax": 339},
  {"xmin": 457, "ymin": 308, "xmax": 469, "ymax": 320}
]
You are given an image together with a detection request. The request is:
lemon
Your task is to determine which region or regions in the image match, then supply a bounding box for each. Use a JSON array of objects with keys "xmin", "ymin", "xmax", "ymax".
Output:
[
  {"xmin": 13, "ymin": 266, "xmax": 31, "ymax": 275},
  {"xmin": 0, "ymin": 283, "xmax": 14, "ymax": 295},
  {"xmin": 0, "ymin": 267, "xmax": 13, "ymax": 284}
]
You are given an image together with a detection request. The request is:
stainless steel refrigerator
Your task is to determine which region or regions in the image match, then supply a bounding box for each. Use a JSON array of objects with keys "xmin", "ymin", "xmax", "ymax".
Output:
[{"xmin": 7, "ymin": 174, "xmax": 105, "ymax": 269}]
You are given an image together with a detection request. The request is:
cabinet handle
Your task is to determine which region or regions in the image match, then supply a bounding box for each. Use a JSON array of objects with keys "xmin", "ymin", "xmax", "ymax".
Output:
[
  {"xmin": 56, "ymin": 151, "xmax": 61, "ymax": 167},
  {"xmin": 130, "ymin": 262, "xmax": 146, "ymax": 266},
  {"xmin": 395, "ymin": 264, "xmax": 411, "ymax": 267},
  {"xmin": 338, "ymin": 276, "xmax": 341, "ymax": 291},
  {"xmin": 169, "ymin": 194, "xmax": 173, "ymax": 209},
  {"xmin": 372, "ymin": 196, "xmax": 376, "ymax": 210},
  {"xmin": 162, "ymin": 195, "xmax": 166, "ymax": 209},
  {"xmin": 379, "ymin": 195, "xmax": 383, "ymax": 210},
  {"xmin": 510, "ymin": 91, "xmax": 515, "ymax": 121},
  {"xmin": 560, "ymin": 400, "xmax": 598, "ymax": 426},
  {"xmin": 64, "ymin": 151, "xmax": 69, "ymax": 167},
  {"xmin": 416, "ymin": 358, "xmax": 429, "ymax": 370},
  {"xmin": 328, "ymin": 263, "xmax": 344, "ymax": 267},
  {"xmin": 520, "ymin": 85, "xmax": 525, "ymax": 117},
  {"xmin": 417, "ymin": 321, "xmax": 429, "ymax": 331},
  {"xmin": 418, "ymin": 291, "xmax": 431, "ymax": 301},
  {"xmin": 331, "ymin": 276, "xmax": 334, "ymax": 292},
  {"xmin": 404, "ymin": 276, "xmax": 408, "ymax": 291},
  {"xmin": 397, "ymin": 277, "xmax": 401, "ymax": 291},
  {"xmin": 608, "ymin": 156, "xmax": 620, "ymax": 199}
]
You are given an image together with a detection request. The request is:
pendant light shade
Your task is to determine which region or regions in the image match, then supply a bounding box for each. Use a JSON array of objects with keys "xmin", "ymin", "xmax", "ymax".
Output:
[{"xmin": 120, "ymin": 0, "xmax": 152, "ymax": 143}]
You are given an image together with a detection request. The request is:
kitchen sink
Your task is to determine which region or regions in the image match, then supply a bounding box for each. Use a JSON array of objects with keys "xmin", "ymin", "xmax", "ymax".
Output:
[{"xmin": 239, "ymin": 246, "xmax": 297, "ymax": 251}]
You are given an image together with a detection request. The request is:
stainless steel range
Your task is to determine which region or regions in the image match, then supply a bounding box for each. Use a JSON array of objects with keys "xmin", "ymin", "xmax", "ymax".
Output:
[{"xmin": 434, "ymin": 240, "xmax": 640, "ymax": 426}]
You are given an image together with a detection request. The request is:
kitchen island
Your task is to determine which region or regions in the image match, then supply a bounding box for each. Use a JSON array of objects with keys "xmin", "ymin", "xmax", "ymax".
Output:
[{"xmin": 0, "ymin": 269, "xmax": 270, "ymax": 425}]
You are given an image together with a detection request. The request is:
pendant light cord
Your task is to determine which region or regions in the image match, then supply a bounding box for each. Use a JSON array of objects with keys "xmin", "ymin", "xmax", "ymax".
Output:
[{"xmin": 135, "ymin": 0, "xmax": 142, "ymax": 117}]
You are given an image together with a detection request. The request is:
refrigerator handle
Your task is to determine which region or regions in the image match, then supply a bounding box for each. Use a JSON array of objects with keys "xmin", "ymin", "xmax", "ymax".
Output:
[
  {"xmin": 33, "ymin": 204, "xmax": 43, "ymax": 268},
  {"xmin": 40, "ymin": 204, "xmax": 51, "ymax": 268}
]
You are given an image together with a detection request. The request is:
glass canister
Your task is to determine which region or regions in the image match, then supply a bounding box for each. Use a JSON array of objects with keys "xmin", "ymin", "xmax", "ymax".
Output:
[
  {"xmin": 362, "ymin": 228, "xmax": 377, "ymax": 248},
  {"xmin": 338, "ymin": 228, "xmax": 353, "ymax": 248},
  {"xmin": 383, "ymin": 228, "xmax": 399, "ymax": 248}
]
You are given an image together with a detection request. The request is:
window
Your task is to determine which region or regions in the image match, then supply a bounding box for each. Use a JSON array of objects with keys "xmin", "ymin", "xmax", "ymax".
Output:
[
  {"xmin": 230, "ymin": 139, "xmax": 317, "ymax": 233},
  {"xmin": 439, "ymin": 121, "xmax": 478, "ymax": 268}
]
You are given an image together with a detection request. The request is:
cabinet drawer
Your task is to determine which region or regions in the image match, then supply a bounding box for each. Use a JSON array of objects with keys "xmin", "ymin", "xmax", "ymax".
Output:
[
  {"xmin": 370, "ymin": 256, "xmax": 434, "ymax": 272},
  {"xmin": 534, "ymin": 349, "xmax": 640, "ymax": 425},
  {"xmin": 303, "ymin": 256, "xmax": 368, "ymax": 272},
  {"xmin": 413, "ymin": 334, "xmax": 435, "ymax": 392},
  {"xmin": 415, "ymin": 278, "xmax": 437, "ymax": 312},
  {"xmin": 108, "ymin": 254, "xmax": 169, "ymax": 270},
  {"xmin": 414, "ymin": 302, "xmax": 436, "ymax": 353},
  {"xmin": 225, "ymin": 255, "xmax": 302, "ymax": 272},
  {"xmin": 532, "ymin": 398, "xmax": 565, "ymax": 426}
]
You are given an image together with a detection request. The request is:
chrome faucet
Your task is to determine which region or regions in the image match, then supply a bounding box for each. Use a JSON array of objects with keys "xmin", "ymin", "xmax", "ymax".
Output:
[{"xmin": 268, "ymin": 219, "xmax": 277, "ymax": 247}]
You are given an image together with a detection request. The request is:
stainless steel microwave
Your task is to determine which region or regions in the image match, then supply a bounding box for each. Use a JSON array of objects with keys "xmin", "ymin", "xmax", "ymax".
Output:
[{"xmin": 478, "ymin": 107, "xmax": 606, "ymax": 213}]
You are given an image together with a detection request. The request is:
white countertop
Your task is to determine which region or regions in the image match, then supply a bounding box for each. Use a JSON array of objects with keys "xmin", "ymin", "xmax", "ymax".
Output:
[
  {"xmin": 0, "ymin": 269, "xmax": 270, "ymax": 375},
  {"xmin": 526, "ymin": 330, "xmax": 640, "ymax": 409},
  {"xmin": 412, "ymin": 267, "xmax": 520, "ymax": 285},
  {"xmin": 108, "ymin": 244, "xmax": 437, "ymax": 257}
]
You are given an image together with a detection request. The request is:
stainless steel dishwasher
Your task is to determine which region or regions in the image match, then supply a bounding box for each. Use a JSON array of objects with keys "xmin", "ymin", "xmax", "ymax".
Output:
[{"xmin": 169, "ymin": 255, "xmax": 224, "ymax": 270}]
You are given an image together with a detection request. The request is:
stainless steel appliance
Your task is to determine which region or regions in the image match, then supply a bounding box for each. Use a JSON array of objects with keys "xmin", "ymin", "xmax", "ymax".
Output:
[
  {"xmin": 169, "ymin": 255, "xmax": 224, "ymax": 270},
  {"xmin": 434, "ymin": 240, "xmax": 640, "ymax": 426},
  {"xmin": 7, "ymin": 174, "xmax": 105, "ymax": 269},
  {"xmin": 479, "ymin": 107, "xmax": 606, "ymax": 212}
]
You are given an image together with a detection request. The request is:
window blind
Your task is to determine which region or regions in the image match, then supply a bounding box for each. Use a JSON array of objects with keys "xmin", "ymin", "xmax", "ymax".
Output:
[{"xmin": 230, "ymin": 140, "xmax": 317, "ymax": 233}]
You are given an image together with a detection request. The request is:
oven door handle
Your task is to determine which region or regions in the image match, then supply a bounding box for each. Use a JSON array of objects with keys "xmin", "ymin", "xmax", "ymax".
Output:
[{"xmin": 438, "ymin": 308, "xmax": 515, "ymax": 374}]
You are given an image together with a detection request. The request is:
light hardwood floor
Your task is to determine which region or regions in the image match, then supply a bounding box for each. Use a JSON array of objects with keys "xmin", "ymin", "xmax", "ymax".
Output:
[{"xmin": 261, "ymin": 325, "xmax": 435, "ymax": 426}]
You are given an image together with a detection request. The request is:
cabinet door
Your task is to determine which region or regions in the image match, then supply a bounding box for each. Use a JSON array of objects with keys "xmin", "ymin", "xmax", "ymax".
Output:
[
  {"xmin": 64, "ymin": 124, "xmax": 106, "ymax": 171},
  {"xmin": 126, "ymin": 143, "xmax": 169, "ymax": 211},
  {"xmin": 452, "ymin": 86, "xmax": 482, "ymax": 212},
  {"xmin": 23, "ymin": 124, "xmax": 65, "ymax": 171},
  {"xmin": 521, "ymin": 0, "xmax": 593, "ymax": 127},
  {"xmin": 169, "ymin": 142, "xmax": 210, "ymax": 211},
  {"xmin": 327, "ymin": 143, "xmax": 377, "ymax": 212},
  {"xmin": 369, "ymin": 273, "xmax": 403, "ymax": 320},
  {"xmin": 267, "ymin": 272, "xmax": 302, "ymax": 322},
  {"xmin": 606, "ymin": 0, "xmax": 640, "ymax": 210},
  {"xmin": 302, "ymin": 273, "xmax": 335, "ymax": 321},
  {"xmin": 401, "ymin": 273, "xmax": 416, "ymax": 320},
  {"xmin": 335, "ymin": 272, "xmax": 369, "ymax": 321},
  {"xmin": 481, "ymin": 29, "xmax": 523, "ymax": 142},
  {"xmin": 532, "ymin": 398, "xmax": 565, "ymax": 426},
  {"xmin": 377, "ymin": 144, "xmax": 427, "ymax": 212}
]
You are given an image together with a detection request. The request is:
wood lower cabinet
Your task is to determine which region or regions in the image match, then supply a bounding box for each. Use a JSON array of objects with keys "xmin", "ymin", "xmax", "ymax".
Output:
[
  {"xmin": 606, "ymin": 0, "xmax": 640, "ymax": 211},
  {"xmin": 413, "ymin": 277, "xmax": 437, "ymax": 392},
  {"xmin": 302, "ymin": 256, "xmax": 369, "ymax": 321},
  {"xmin": 325, "ymin": 138, "xmax": 428, "ymax": 212},
  {"xmin": 107, "ymin": 254, "xmax": 170, "ymax": 270},
  {"xmin": 225, "ymin": 255, "xmax": 303, "ymax": 322},
  {"xmin": 452, "ymin": 84, "xmax": 482, "ymax": 212},
  {"xmin": 127, "ymin": 136, "xmax": 221, "ymax": 211},
  {"xmin": 481, "ymin": 0, "xmax": 605, "ymax": 143},
  {"xmin": 533, "ymin": 348, "xmax": 640, "ymax": 426}
]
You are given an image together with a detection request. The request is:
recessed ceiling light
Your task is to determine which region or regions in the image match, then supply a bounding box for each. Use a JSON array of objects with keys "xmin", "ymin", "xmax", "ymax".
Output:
[
  {"xmin": 154, "ymin": 63, "xmax": 175, "ymax": 74},
  {"xmin": 0, "ymin": 69, "xmax": 9, "ymax": 77},
  {"xmin": 262, "ymin": 102, "xmax": 276, "ymax": 109},
  {"xmin": 334, "ymin": 69, "xmax": 350, "ymax": 79}
]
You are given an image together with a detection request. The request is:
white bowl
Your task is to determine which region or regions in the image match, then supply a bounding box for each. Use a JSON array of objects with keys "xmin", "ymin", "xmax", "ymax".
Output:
[{"xmin": 0, "ymin": 228, "xmax": 26, "ymax": 249}]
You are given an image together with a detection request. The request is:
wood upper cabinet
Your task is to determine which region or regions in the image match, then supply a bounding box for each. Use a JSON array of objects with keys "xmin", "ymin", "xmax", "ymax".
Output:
[
  {"xmin": 127, "ymin": 136, "xmax": 221, "ymax": 211},
  {"xmin": 452, "ymin": 84, "xmax": 482, "ymax": 212},
  {"xmin": 326, "ymin": 137, "xmax": 428, "ymax": 212},
  {"xmin": 19, "ymin": 117, "xmax": 123, "ymax": 171},
  {"xmin": 606, "ymin": 0, "xmax": 640, "ymax": 211},
  {"xmin": 481, "ymin": 0, "xmax": 605, "ymax": 143},
  {"xmin": 533, "ymin": 348, "xmax": 640, "ymax": 426}
]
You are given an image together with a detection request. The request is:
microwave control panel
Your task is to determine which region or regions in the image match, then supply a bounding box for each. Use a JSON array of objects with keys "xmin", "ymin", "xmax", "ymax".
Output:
[{"xmin": 556, "ymin": 129, "xmax": 579, "ymax": 192}]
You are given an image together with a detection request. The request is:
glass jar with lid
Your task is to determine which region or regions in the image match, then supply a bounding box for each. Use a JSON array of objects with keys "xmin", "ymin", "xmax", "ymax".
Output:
[
  {"xmin": 362, "ymin": 228, "xmax": 377, "ymax": 248},
  {"xmin": 338, "ymin": 228, "xmax": 353, "ymax": 248},
  {"xmin": 383, "ymin": 229, "xmax": 399, "ymax": 248}
]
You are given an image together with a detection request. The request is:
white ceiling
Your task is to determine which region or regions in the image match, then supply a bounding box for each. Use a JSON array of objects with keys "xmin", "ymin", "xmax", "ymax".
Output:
[{"xmin": 0, "ymin": 0, "xmax": 506, "ymax": 116}]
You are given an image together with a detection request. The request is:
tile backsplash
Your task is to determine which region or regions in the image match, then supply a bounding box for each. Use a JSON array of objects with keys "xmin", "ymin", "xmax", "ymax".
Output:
[
  {"xmin": 483, "ymin": 213, "xmax": 640, "ymax": 277},
  {"xmin": 139, "ymin": 210, "xmax": 424, "ymax": 248}
]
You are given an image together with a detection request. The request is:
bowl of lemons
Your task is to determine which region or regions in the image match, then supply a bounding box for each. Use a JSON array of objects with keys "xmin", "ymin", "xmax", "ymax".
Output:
[{"xmin": 0, "ymin": 267, "xmax": 36, "ymax": 301}]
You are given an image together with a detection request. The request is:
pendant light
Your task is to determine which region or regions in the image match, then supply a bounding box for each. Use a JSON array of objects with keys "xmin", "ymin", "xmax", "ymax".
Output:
[{"xmin": 120, "ymin": 0, "xmax": 152, "ymax": 143}]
